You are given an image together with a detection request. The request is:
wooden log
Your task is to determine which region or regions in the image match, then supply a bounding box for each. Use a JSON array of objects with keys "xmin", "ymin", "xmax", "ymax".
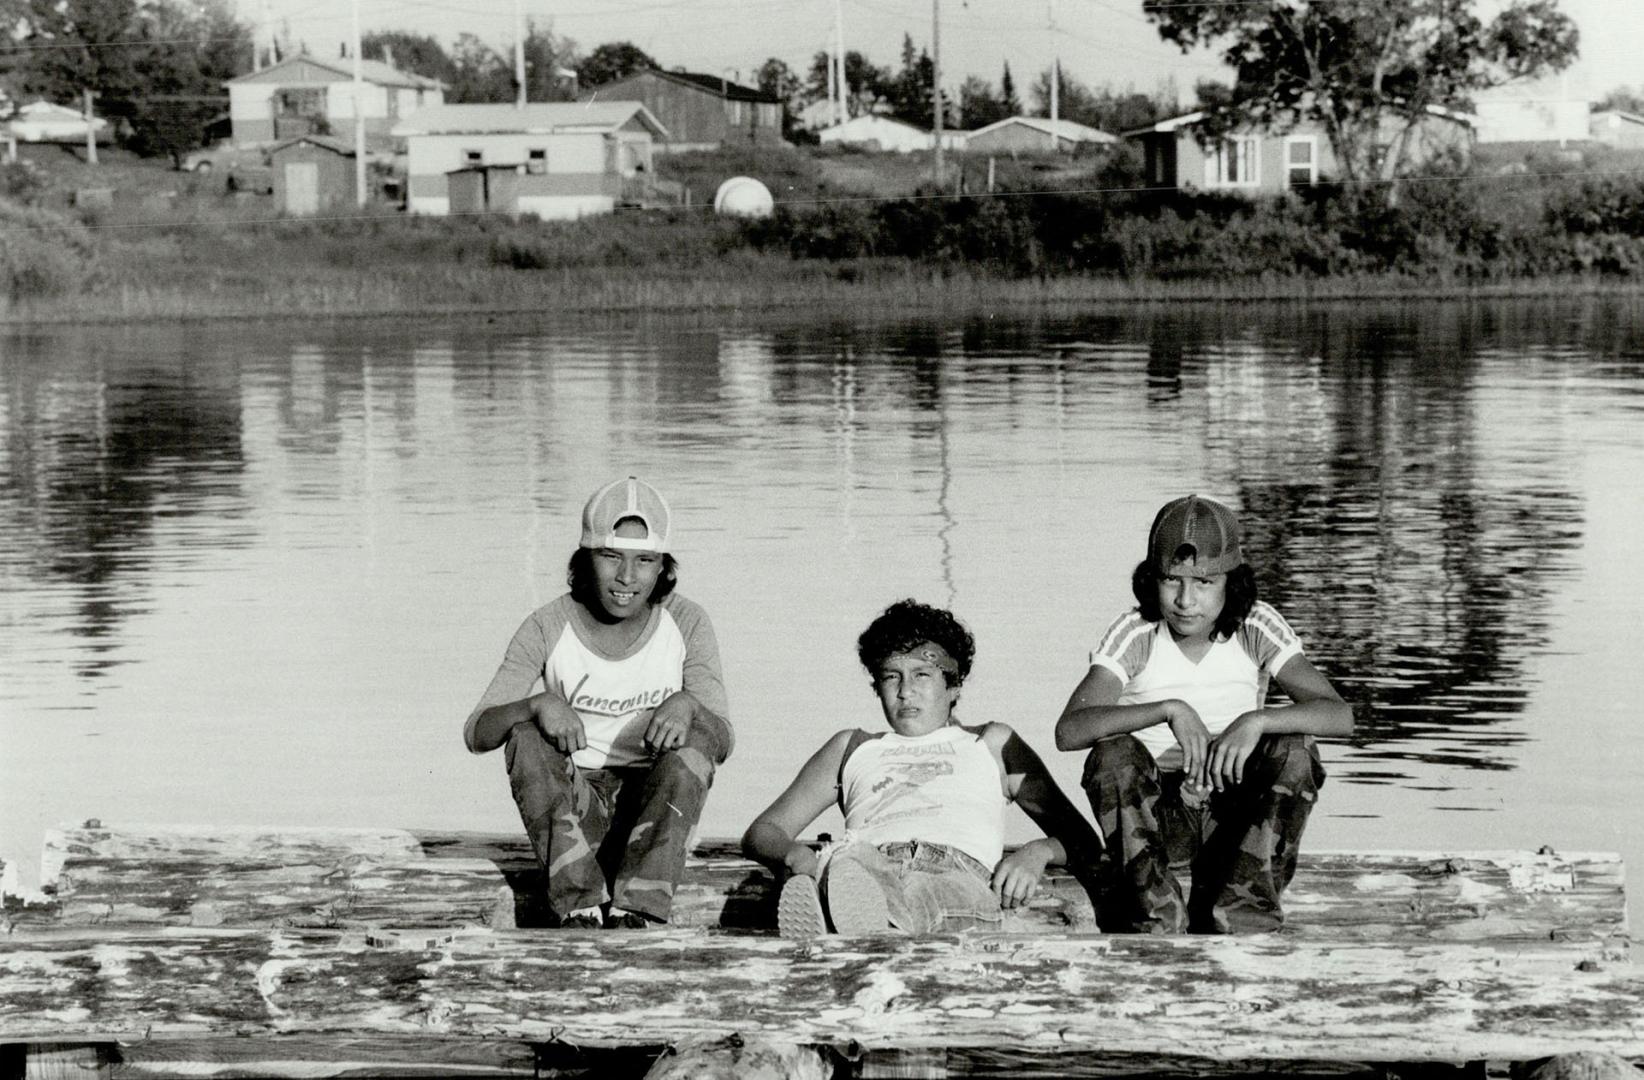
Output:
[
  {"xmin": 1, "ymin": 928, "xmax": 1641, "ymax": 1067},
  {"xmin": 10, "ymin": 825, "xmax": 513, "ymax": 932},
  {"xmin": 10, "ymin": 827, "xmax": 1628, "ymax": 957}
]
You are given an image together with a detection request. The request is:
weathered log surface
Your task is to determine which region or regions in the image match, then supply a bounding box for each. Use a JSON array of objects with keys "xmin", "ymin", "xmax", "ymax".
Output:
[
  {"xmin": 0, "ymin": 928, "xmax": 1640, "ymax": 1064},
  {"xmin": 9, "ymin": 825, "xmax": 1627, "ymax": 955}
]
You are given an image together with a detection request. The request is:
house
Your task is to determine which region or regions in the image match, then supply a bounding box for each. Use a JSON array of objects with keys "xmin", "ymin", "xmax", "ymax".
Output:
[
  {"xmin": 819, "ymin": 114, "xmax": 943, "ymax": 153},
  {"xmin": 962, "ymin": 115, "xmax": 1114, "ymax": 155},
  {"xmin": 580, "ymin": 69, "xmax": 782, "ymax": 151},
  {"xmin": 227, "ymin": 55, "xmax": 444, "ymax": 146},
  {"xmin": 1126, "ymin": 109, "xmax": 1472, "ymax": 194},
  {"xmin": 6, "ymin": 99, "xmax": 108, "ymax": 143},
  {"xmin": 1589, "ymin": 109, "xmax": 1644, "ymax": 150},
  {"xmin": 269, "ymin": 135, "xmax": 356, "ymax": 216},
  {"xmin": 1470, "ymin": 82, "xmax": 1589, "ymax": 146},
  {"xmin": 390, "ymin": 101, "xmax": 666, "ymax": 218}
]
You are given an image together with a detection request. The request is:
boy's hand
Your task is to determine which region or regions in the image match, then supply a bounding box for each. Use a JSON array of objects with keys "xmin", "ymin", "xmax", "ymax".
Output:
[
  {"xmin": 532, "ymin": 695, "xmax": 587, "ymax": 753},
  {"xmin": 1164, "ymin": 701, "xmax": 1211, "ymax": 786},
  {"xmin": 992, "ymin": 844, "xmax": 1051, "ymax": 908},
  {"xmin": 1207, "ymin": 712, "xmax": 1266, "ymax": 791},
  {"xmin": 644, "ymin": 691, "xmax": 696, "ymax": 753}
]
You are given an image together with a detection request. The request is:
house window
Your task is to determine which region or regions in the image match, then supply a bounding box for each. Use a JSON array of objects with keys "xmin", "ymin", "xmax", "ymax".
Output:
[
  {"xmin": 275, "ymin": 87, "xmax": 325, "ymax": 119},
  {"xmin": 463, "ymin": 149, "xmax": 482, "ymax": 165},
  {"xmin": 1284, "ymin": 136, "xmax": 1317, "ymax": 187},
  {"xmin": 527, "ymin": 148, "xmax": 547, "ymax": 174},
  {"xmin": 1212, "ymin": 135, "xmax": 1259, "ymax": 187}
]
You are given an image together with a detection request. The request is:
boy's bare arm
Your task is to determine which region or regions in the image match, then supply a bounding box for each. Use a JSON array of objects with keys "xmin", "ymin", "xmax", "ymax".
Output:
[
  {"xmin": 741, "ymin": 730, "xmax": 852, "ymax": 878},
  {"xmin": 1055, "ymin": 665, "xmax": 1207, "ymax": 755},
  {"xmin": 1250, "ymin": 654, "xmax": 1355, "ymax": 736},
  {"xmin": 995, "ymin": 726, "xmax": 1103, "ymax": 868}
]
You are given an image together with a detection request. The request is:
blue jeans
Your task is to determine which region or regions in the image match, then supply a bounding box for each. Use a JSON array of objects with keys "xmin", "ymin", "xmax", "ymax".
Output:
[{"xmin": 826, "ymin": 839, "xmax": 1003, "ymax": 933}]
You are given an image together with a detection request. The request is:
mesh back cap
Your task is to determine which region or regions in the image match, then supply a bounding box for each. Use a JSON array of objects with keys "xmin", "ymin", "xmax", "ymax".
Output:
[
  {"xmin": 579, "ymin": 476, "xmax": 671, "ymax": 553},
  {"xmin": 1148, "ymin": 495, "xmax": 1243, "ymax": 575}
]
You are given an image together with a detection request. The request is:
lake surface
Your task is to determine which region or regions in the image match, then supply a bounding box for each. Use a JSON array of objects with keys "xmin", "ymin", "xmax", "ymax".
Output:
[{"xmin": 3, "ymin": 301, "xmax": 1642, "ymax": 927}]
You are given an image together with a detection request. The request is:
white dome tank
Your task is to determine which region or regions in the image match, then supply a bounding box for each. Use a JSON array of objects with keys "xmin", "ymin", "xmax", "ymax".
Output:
[{"xmin": 713, "ymin": 176, "xmax": 775, "ymax": 218}]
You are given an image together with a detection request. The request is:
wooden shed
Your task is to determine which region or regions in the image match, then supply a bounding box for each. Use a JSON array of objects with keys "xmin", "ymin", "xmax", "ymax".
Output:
[
  {"xmin": 580, "ymin": 69, "xmax": 783, "ymax": 151},
  {"xmin": 269, "ymin": 135, "xmax": 356, "ymax": 216}
]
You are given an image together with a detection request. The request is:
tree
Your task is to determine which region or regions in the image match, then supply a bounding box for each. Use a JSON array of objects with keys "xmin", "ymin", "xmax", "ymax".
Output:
[
  {"xmin": 1144, "ymin": 0, "xmax": 1579, "ymax": 191},
  {"xmin": 446, "ymin": 33, "xmax": 512, "ymax": 102},
  {"xmin": 576, "ymin": 41, "xmax": 654, "ymax": 89},
  {"xmin": 959, "ymin": 75, "xmax": 1007, "ymax": 128},
  {"xmin": 519, "ymin": 22, "xmax": 579, "ymax": 102},
  {"xmin": 805, "ymin": 49, "xmax": 886, "ymax": 117},
  {"xmin": 362, "ymin": 31, "xmax": 457, "ymax": 84},
  {"xmin": 1000, "ymin": 62, "xmax": 1020, "ymax": 117},
  {"xmin": 1595, "ymin": 86, "xmax": 1644, "ymax": 115},
  {"xmin": 883, "ymin": 33, "xmax": 951, "ymax": 128},
  {"xmin": 755, "ymin": 57, "xmax": 801, "ymax": 110},
  {"xmin": 1029, "ymin": 69, "xmax": 1168, "ymax": 134}
]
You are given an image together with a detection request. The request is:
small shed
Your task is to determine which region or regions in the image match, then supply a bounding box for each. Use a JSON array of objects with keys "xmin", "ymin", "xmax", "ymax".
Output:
[
  {"xmin": 963, "ymin": 116, "xmax": 1114, "ymax": 155},
  {"xmin": 269, "ymin": 135, "xmax": 356, "ymax": 215}
]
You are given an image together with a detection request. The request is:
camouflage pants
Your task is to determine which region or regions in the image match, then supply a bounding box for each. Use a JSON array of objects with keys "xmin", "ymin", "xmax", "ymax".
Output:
[
  {"xmin": 505, "ymin": 716, "xmax": 730, "ymax": 924},
  {"xmin": 1081, "ymin": 733, "xmax": 1324, "ymax": 934}
]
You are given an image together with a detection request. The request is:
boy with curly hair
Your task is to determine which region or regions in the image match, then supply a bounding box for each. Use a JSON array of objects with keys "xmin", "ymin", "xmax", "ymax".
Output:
[{"xmin": 744, "ymin": 599, "xmax": 1101, "ymax": 936}]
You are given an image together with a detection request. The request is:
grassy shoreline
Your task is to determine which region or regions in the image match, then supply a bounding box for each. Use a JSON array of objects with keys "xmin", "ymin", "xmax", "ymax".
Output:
[{"xmin": 7, "ymin": 254, "xmax": 1644, "ymax": 326}]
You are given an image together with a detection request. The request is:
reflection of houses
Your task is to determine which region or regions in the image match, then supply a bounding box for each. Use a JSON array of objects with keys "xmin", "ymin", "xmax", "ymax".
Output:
[
  {"xmin": 1589, "ymin": 109, "xmax": 1644, "ymax": 149},
  {"xmin": 391, "ymin": 102, "xmax": 666, "ymax": 218},
  {"xmin": 228, "ymin": 56, "xmax": 445, "ymax": 145},
  {"xmin": 819, "ymin": 114, "xmax": 962, "ymax": 153},
  {"xmin": 269, "ymin": 135, "xmax": 356, "ymax": 216},
  {"xmin": 580, "ymin": 69, "xmax": 783, "ymax": 151},
  {"xmin": 962, "ymin": 116, "xmax": 1114, "ymax": 155},
  {"xmin": 1126, "ymin": 109, "xmax": 1471, "ymax": 193}
]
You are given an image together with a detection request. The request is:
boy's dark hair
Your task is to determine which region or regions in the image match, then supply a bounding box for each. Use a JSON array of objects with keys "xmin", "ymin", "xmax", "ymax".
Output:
[
  {"xmin": 1131, "ymin": 559, "xmax": 1258, "ymax": 641},
  {"xmin": 856, "ymin": 599, "xmax": 975, "ymax": 688},
  {"xmin": 566, "ymin": 548, "xmax": 679, "ymax": 613}
]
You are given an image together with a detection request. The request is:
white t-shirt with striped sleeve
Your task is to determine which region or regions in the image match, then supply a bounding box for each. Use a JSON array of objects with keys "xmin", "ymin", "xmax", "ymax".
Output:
[{"xmin": 1088, "ymin": 602, "xmax": 1304, "ymax": 767}]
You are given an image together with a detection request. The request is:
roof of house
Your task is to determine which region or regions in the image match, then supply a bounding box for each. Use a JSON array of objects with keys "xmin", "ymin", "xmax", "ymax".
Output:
[
  {"xmin": 966, "ymin": 115, "xmax": 1116, "ymax": 143},
  {"xmin": 1592, "ymin": 108, "xmax": 1644, "ymax": 125},
  {"xmin": 269, "ymin": 134, "xmax": 357, "ymax": 156},
  {"xmin": 822, "ymin": 114, "xmax": 931, "ymax": 135},
  {"xmin": 229, "ymin": 55, "xmax": 444, "ymax": 90},
  {"xmin": 586, "ymin": 68, "xmax": 782, "ymax": 105},
  {"xmin": 391, "ymin": 101, "xmax": 668, "ymax": 138},
  {"xmin": 1125, "ymin": 103, "xmax": 1475, "ymax": 138},
  {"xmin": 14, "ymin": 99, "xmax": 92, "ymax": 120}
]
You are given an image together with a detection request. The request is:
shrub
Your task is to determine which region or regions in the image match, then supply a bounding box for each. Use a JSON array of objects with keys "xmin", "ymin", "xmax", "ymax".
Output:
[{"xmin": 0, "ymin": 197, "xmax": 100, "ymax": 300}]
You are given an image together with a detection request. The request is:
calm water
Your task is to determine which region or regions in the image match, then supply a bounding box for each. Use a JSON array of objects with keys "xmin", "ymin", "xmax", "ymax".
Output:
[{"xmin": 3, "ymin": 302, "xmax": 1643, "ymax": 926}]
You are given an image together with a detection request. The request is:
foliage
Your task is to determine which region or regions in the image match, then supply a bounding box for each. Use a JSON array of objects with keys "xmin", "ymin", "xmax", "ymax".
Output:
[
  {"xmin": 446, "ymin": 33, "xmax": 512, "ymax": 103},
  {"xmin": 1543, "ymin": 174, "xmax": 1644, "ymax": 237},
  {"xmin": 362, "ymin": 31, "xmax": 458, "ymax": 84},
  {"xmin": 438, "ymin": 25, "xmax": 577, "ymax": 104},
  {"xmin": 881, "ymin": 34, "xmax": 951, "ymax": 129},
  {"xmin": 576, "ymin": 41, "xmax": 655, "ymax": 89},
  {"xmin": 1145, "ymin": 0, "xmax": 1580, "ymax": 191},
  {"xmin": 1593, "ymin": 86, "xmax": 1644, "ymax": 116},
  {"xmin": 1027, "ymin": 69, "xmax": 1169, "ymax": 134},
  {"xmin": 0, "ymin": 195, "xmax": 99, "ymax": 299},
  {"xmin": 805, "ymin": 49, "xmax": 886, "ymax": 118}
]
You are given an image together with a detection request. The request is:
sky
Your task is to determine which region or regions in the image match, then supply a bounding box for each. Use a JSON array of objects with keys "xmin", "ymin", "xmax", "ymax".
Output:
[{"xmin": 244, "ymin": 0, "xmax": 1640, "ymax": 108}]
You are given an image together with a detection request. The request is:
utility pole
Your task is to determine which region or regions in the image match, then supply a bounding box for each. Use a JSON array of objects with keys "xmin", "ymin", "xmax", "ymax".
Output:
[
  {"xmin": 83, "ymin": 89, "xmax": 97, "ymax": 165},
  {"xmin": 932, "ymin": 0, "xmax": 943, "ymax": 184},
  {"xmin": 826, "ymin": 36, "xmax": 836, "ymax": 125},
  {"xmin": 351, "ymin": 0, "xmax": 366, "ymax": 206},
  {"xmin": 514, "ymin": 0, "xmax": 527, "ymax": 107},
  {"xmin": 833, "ymin": 0, "xmax": 846, "ymax": 124},
  {"xmin": 1049, "ymin": 0, "xmax": 1059, "ymax": 124}
]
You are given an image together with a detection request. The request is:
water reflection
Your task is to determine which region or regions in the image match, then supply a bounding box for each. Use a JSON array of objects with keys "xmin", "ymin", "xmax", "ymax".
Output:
[{"xmin": 1, "ymin": 301, "xmax": 1636, "ymax": 793}]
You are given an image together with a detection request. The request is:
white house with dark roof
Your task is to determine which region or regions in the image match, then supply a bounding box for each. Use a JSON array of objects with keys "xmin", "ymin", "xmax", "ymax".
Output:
[
  {"xmin": 227, "ymin": 55, "xmax": 445, "ymax": 145},
  {"xmin": 391, "ymin": 101, "xmax": 667, "ymax": 218},
  {"xmin": 819, "ymin": 113, "xmax": 965, "ymax": 153}
]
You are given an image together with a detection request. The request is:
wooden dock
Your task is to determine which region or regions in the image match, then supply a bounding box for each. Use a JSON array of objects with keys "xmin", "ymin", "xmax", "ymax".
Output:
[{"xmin": 0, "ymin": 822, "xmax": 1637, "ymax": 1078}]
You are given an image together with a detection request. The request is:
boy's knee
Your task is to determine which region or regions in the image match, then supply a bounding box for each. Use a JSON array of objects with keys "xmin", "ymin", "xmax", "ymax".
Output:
[
  {"xmin": 505, "ymin": 723, "xmax": 573, "ymax": 783},
  {"xmin": 1255, "ymin": 734, "xmax": 1320, "ymax": 796},
  {"xmin": 653, "ymin": 733, "xmax": 718, "ymax": 790},
  {"xmin": 1081, "ymin": 735, "xmax": 1154, "ymax": 792}
]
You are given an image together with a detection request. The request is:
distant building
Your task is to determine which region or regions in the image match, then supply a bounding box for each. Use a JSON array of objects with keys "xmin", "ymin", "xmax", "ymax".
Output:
[
  {"xmin": 227, "ymin": 55, "xmax": 445, "ymax": 146},
  {"xmin": 1126, "ymin": 109, "xmax": 1472, "ymax": 194},
  {"xmin": 819, "ymin": 114, "xmax": 943, "ymax": 153},
  {"xmin": 962, "ymin": 115, "xmax": 1115, "ymax": 155},
  {"xmin": 391, "ymin": 101, "xmax": 666, "ymax": 218},
  {"xmin": 1589, "ymin": 109, "xmax": 1644, "ymax": 150},
  {"xmin": 580, "ymin": 69, "xmax": 783, "ymax": 151},
  {"xmin": 269, "ymin": 134, "xmax": 356, "ymax": 216},
  {"xmin": 6, "ymin": 99, "xmax": 108, "ymax": 143},
  {"xmin": 1470, "ymin": 81, "xmax": 1589, "ymax": 146}
]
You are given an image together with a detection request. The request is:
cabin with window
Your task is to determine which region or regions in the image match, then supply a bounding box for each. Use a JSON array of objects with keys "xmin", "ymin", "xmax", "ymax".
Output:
[
  {"xmin": 390, "ymin": 101, "xmax": 666, "ymax": 218},
  {"xmin": 227, "ymin": 56, "xmax": 445, "ymax": 146},
  {"xmin": 1127, "ymin": 108, "xmax": 1472, "ymax": 194}
]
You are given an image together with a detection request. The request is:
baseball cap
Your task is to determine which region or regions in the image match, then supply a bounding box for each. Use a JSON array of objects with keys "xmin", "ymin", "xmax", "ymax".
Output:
[
  {"xmin": 1148, "ymin": 495, "xmax": 1243, "ymax": 575},
  {"xmin": 579, "ymin": 476, "xmax": 671, "ymax": 553}
]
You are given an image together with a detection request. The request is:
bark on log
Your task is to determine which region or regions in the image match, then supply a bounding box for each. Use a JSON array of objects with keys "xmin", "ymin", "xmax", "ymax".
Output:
[{"xmin": 1, "ymin": 928, "xmax": 1640, "ymax": 1066}]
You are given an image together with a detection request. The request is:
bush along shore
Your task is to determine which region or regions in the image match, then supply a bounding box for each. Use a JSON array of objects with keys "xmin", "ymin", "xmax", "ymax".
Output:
[{"xmin": 5, "ymin": 151, "xmax": 1644, "ymax": 322}]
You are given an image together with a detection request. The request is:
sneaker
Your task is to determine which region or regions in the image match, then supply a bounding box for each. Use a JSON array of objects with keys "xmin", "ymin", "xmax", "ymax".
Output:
[
  {"xmin": 559, "ymin": 912, "xmax": 602, "ymax": 930},
  {"xmin": 776, "ymin": 874, "xmax": 827, "ymax": 939},
  {"xmin": 605, "ymin": 910, "xmax": 653, "ymax": 930},
  {"xmin": 823, "ymin": 857, "xmax": 889, "ymax": 935}
]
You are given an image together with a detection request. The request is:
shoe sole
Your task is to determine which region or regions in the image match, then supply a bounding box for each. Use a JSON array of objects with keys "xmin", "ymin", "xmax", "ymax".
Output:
[
  {"xmin": 777, "ymin": 875, "xmax": 827, "ymax": 939},
  {"xmin": 823, "ymin": 856, "xmax": 889, "ymax": 935}
]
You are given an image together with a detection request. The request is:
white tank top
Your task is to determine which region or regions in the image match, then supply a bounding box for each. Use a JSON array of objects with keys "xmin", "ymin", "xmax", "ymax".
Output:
[{"xmin": 839, "ymin": 725, "xmax": 1006, "ymax": 871}]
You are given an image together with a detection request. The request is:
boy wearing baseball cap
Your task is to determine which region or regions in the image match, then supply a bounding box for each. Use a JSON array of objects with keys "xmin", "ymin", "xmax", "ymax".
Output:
[
  {"xmin": 1055, "ymin": 495, "xmax": 1353, "ymax": 934},
  {"xmin": 464, "ymin": 476, "xmax": 732, "ymax": 930}
]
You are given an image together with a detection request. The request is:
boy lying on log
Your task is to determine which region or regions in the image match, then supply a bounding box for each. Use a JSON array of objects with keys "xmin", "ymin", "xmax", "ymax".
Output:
[{"xmin": 742, "ymin": 599, "xmax": 1103, "ymax": 936}]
